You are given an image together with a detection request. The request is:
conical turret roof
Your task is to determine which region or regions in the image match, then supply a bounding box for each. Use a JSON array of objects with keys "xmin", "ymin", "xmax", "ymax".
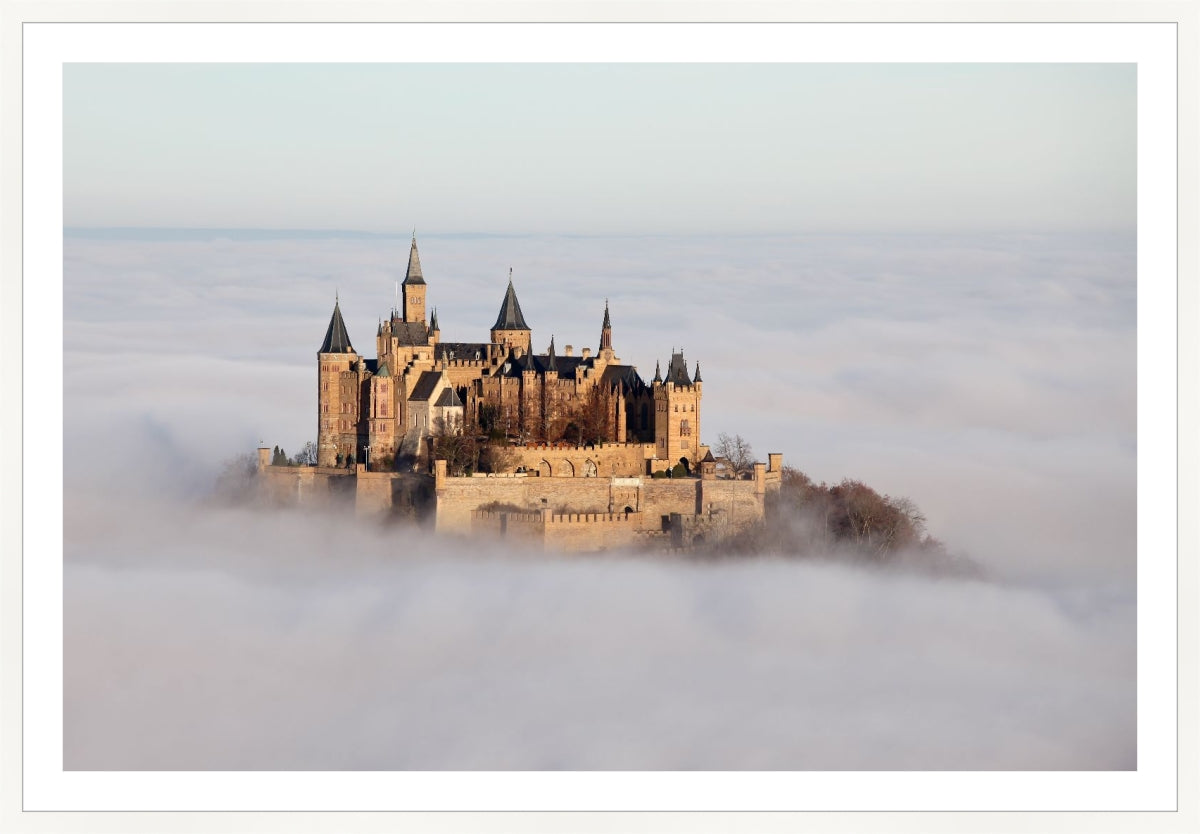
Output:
[
  {"xmin": 319, "ymin": 298, "xmax": 355, "ymax": 354},
  {"xmin": 403, "ymin": 235, "xmax": 425, "ymax": 285},
  {"xmin": 546, "ymin": 336, "xmax": 557, "ymax": 372},
  {"xmin": 492, "ymin": 270, "xmax": 530, "ymax": 331}
]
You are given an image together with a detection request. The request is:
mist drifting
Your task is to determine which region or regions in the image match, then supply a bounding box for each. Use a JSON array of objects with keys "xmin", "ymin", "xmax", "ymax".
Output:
[{"xmin": 62, "ymin": 230, "xmax": 1136, "ymax": 769}]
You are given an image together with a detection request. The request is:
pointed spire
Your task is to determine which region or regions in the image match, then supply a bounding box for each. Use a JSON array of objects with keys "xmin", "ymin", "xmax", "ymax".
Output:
[
  {"xmin": 430, "ymin": 307, "xmax": 440, "ymax": 332},
  {"xmin": 546, "ymin": 336, "xmax": 557, "ymax": 372},
  {"xmin": 319, "ymin": 297, "xmax": 354, "ymax": 354},
  {"xmin": 653, "ymin": 360, "xmax": 662, "ymax": 383},
  {"xmin": 599, "ymin": 299, "xmax": 613, "ymax": 352},
  {"xmin": 492, "ymin": 270, "xmax": 530, "ymax": 330},
  {"xmin": 693, "ymin": 361, "xmax": 702, "ymax": 382},
  {"xmin": 403, "ymin": 235, "xmax": 425, "ymax": 285}
]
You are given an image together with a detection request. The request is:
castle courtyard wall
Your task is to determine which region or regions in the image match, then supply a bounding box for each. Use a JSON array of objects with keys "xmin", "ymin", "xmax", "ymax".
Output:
[
  {"xmin": 258, "ymin": 465, "xmax": 355, "ymax": 507},
  {"xmin": 502, "ymin": 441, "xmax": 655, "ymax": 478}
]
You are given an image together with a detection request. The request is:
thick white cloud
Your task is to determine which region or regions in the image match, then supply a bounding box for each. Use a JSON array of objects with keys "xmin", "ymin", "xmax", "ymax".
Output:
[
  {"xmin": 64, "ymin": 494, "xmax": 1134, "ymax": 771},
  {"xmin": 61, "ymin": 230, "xmax": 1137, "ymax": 769}
]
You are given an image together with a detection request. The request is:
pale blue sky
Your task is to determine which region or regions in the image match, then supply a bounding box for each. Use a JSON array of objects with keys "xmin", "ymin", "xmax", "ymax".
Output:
[{"xmin": 64, "ymin": 63, "xmax": 1135, "ymax": 234}]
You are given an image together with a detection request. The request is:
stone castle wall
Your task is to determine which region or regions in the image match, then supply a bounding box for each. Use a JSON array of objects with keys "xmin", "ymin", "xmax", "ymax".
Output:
[
  {"xmin": 256, "ymin": 451, "xmax": 783, "ymax": 552},
  {"xmin": 470, "ymin": 509, "xmax": 646, "ymax": 552},
  {"xmin": 257, "ymin": 464, "xmax": 356, "ymax": 507},
  {"xmin": 501, "ymin": 441, "xmax": 656, "ymax": 478}
]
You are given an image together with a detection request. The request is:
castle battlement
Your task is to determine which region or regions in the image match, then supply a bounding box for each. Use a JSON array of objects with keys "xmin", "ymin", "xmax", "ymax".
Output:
[{"xmin": 547, "ymin": 512, "xmax": 636, "ymax": 524}]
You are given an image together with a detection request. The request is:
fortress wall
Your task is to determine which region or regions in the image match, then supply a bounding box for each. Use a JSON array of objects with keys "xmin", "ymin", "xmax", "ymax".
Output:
[
  {"xmin": 502, "ymin": 442, "xmax": 655, "ymax": 478},
  {"xmin": 355, "ymin": 466, "xmax": 394, "ymax": 518},
  {"xmin": 436, "ymin": 476, "xmax": 619, "ymax": 533},
  {"xmin": 639, "ymin": 479, "xmax": 703, "ymax": 521},
  {"xmin": 437, "ymin": 473, "xmax": 768, "ymax": 538},
  {"xmin": 258, "ymin": 466, "xmax": 355, "ymax": 507},
  {"xmin": 470, "ymin": 510, "xmax": 546, "ymax": 549},
  {"xmin": 543, "ymin": 512, "xmax": 642, "ymax": 552},
  {"xmin": 699, "ymin": 478, "xmax": 767, "ymax": 526}
]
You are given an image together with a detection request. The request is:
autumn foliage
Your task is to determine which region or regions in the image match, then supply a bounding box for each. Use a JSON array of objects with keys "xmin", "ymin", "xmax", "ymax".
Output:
[{"xmin": 711, "ymin": 464, "xmax": 978, "ymax": 575}]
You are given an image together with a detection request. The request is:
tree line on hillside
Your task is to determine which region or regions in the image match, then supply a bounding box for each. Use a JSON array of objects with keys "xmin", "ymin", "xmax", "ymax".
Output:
[{"xmin": 697, "ymin": 435, "xmax": 982, "ymax": 577}]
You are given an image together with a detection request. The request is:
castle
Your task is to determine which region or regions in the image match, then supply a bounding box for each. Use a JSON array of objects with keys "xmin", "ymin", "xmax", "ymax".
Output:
[
  {"xmin": 317, "ymin": 234, "xmax": 702, "ymax": 475},
  {"xmin": 260, "ymin": 235, "xmax": 782, "ymax": 552}
]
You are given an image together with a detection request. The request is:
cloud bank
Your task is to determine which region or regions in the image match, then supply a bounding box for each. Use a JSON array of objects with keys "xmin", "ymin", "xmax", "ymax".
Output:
[
  {"xmin": 60, "ymin": 230, "xmax": 1137, "ymax": 769},
  {"xmin": 65, "ymin": 494, "xmax": 1134, "ymax": 771}
]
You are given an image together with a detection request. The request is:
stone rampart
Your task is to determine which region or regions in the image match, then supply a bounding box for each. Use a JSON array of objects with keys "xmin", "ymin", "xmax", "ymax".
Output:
[
  {"xmin": 258, "ymin": 465, "xmax": 355, "ymax": 507},
  {"xmin": 501, "ymin": 441, "xmax": 656, "ymax": 478}
]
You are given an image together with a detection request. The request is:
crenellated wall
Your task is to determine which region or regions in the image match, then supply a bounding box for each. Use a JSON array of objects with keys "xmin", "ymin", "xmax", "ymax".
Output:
[
  {"xmin": 501, "ymin": 441, "xmax": 656, "ymax": 478},
  {"xmin": 258, "ymin": 452, "xmax": 783, "ymax": 552}
]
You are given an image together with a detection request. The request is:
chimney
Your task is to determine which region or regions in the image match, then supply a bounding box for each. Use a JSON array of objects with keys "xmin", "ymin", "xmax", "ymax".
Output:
[
  {"xmin": 582, "ymin": 347, "xmax": 592, "ymax": 359},
  {"xmin": 564, "ymin": 344, "xmax": 573, "ymax": 356}
]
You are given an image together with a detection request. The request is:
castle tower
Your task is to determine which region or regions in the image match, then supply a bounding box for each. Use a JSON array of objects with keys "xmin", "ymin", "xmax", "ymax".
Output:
[
  {"xmin": 402, "ymin": 234, "xmax": 427, "ymax": 324},
  {"xmin": 317, "ymin": 296, "xmax": 362, "ymax": 468},
  {"xmin": 367, "ymin": 361, "xmax": 399, "ymax": 467},
  {"xmin": 490, "ymin": 269, "xmax": 532, "ymax": 354},
  {"xmin": 652, "ymin": 349, "xmax": 702, "ymax": 471}
]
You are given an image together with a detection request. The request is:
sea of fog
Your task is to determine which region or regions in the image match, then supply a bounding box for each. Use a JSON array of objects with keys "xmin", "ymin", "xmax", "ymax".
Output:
[{"xmin": 60, "ymin": 230, "xmax": 1137, "ymax": 770}]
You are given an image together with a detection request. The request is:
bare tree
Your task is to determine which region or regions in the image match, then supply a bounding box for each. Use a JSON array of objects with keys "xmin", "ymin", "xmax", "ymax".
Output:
[
  {"xmin": 478, "ymin": 439, "xmax": 516, "ymax": 474},
  {"xmin": 713, "ymin": 432, "xmax": 755, "ymax": 478},
  {"xmin": 291, "ymin": 441, "xmax": 318, "ymax": 466},
  {"xmin": 212, "ymin": 452, "xmax": 259, "ymax": 504},
  {"xmin": 432, "ymin": 414, "xmax": 478, "ymax": 476}
]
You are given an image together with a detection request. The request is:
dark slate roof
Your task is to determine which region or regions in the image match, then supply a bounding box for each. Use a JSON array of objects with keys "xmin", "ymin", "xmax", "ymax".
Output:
[
  {"xmin": 436, "ymin": 342, "xmax": 490, "ymax": 363},
  {"xmin": 434, "ymin": 387, "xmax": 463, "ymax": 408},
  {"xmin": 403, "ymin": 237, "xmax": 425, "ymax": 285},
  {"xmin": 409, "ymin": 371, "xmax": 442, "ymax": 402},
  {"xmin": 653, "ymin": 360, "xmax": 662, "ymax": 383},
  {"xmin": 492, "ymin": 276, "xmax": 530, "ymax": 331},
  {"xmin": 319, "ymin": 300, "xmax": 355, "ymax": 354},
  {"xmin": 701, "ymin": 450, "xmax": 716, "ymax": 463},
  {"xmin": 387, "ymin": 320, "xmax": 429, "ymax": 347},
  {"xmin": 498, "ymin": 350, "xmax": 541, "ymax": 377},
  {"xmin": 554, "ymin": 356, "xmax": 585, "ymax": 377},
  {"xmin": 600, "ymin": 364, "xmax": 646, "ymax": 394},
  {"xmin": 429, "ymin": 308, "xmax": 439, "ymax": 331},
  {"xmin": 693, "ymin": 362, "xmax": 702, "ymax": 383},
  {"xmin": 365, "ymin": 358, "xmax": 379, "ymax": 374},
  {"xmin": 545, "ymin": 337, "xmax": 557, "ymax": 372},
  {"xmin": 666, "ymin": 351, "xmax": 693, "ymax": 386},
  {"xmin": 375, "ymin": 361, "xmax": 390, "ymax": 378}
]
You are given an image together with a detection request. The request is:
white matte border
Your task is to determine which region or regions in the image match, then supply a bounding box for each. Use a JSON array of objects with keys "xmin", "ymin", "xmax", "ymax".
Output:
[{"xmin": 20, "ymin": 20, "xmax": 1179, "ymax": 816}]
